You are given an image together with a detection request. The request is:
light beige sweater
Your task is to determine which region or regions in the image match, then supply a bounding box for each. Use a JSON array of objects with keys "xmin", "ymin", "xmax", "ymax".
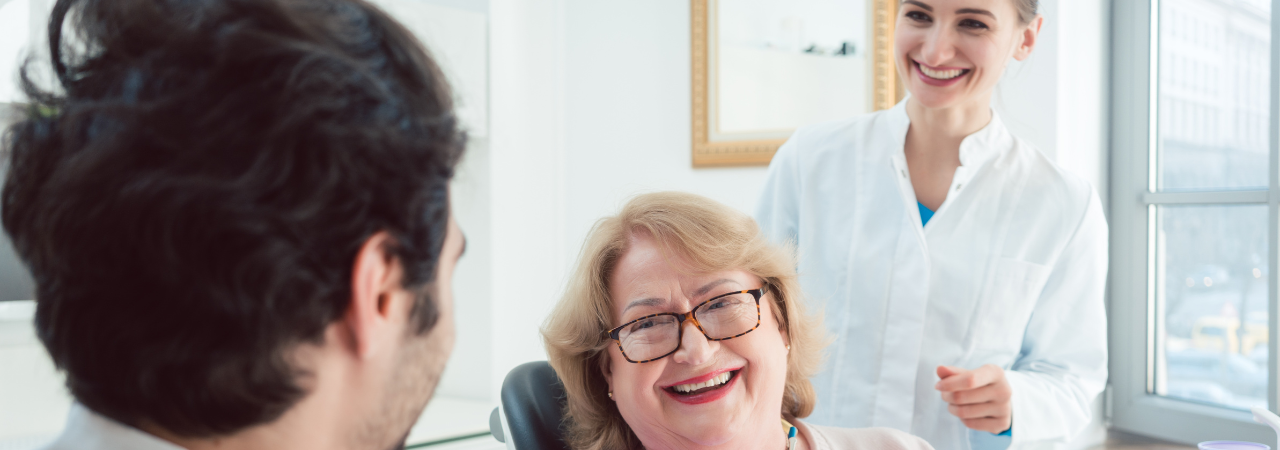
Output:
[{"xmin": 794, "ymin": 420, "xmax": 935, "ymax": 450}]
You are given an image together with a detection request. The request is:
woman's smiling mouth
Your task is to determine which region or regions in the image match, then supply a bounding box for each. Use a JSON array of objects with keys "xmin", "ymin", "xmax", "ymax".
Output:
[
  {"xmin": 913, "ymin": 60, "xmax": 971, "ymax": 86},
  {"xmin": 663, "ymin": 369, "xmax": 742, "ymax": 405}
]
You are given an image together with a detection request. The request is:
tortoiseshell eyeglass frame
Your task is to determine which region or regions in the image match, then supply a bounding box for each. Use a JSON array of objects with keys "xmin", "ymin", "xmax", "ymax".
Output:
[{"xmin": 603, "ymin": 284, "xmax": 769, "ymax": 364}]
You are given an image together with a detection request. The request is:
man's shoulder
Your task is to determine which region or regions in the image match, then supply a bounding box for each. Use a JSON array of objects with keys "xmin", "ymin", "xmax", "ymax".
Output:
[{"xmin": 39, "ymin": 405, "xmax": 186, "ymax": 450}]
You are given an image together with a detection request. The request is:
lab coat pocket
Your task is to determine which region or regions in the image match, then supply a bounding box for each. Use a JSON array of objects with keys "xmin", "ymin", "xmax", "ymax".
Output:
[{"xmin": 969, "ymin": 258, "xmax": 1052, "ymax": 355}]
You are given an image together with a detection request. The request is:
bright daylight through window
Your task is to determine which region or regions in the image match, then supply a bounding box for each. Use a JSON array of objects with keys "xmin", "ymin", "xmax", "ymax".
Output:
[{"xmin": 1154, "ymin": 0, "xmax": 1273, "ymax": 412}]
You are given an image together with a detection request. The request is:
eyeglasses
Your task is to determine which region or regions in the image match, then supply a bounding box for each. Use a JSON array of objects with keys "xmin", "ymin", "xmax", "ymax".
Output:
[{"xmin": 604, "ymin": 285, "xmax": 768, "ymax": 363}]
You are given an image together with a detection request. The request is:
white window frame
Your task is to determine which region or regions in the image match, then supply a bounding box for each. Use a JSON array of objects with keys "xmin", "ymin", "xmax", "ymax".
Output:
[{"xmin": 1109, "ymin": 0, "xmax": 1280, "ymax": 444}]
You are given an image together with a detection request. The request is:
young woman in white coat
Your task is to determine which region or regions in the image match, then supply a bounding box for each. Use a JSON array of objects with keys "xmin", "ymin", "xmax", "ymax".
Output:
[{"xmin": 755, "ymin": 1, "xmax": 1107, "ymax": 449}]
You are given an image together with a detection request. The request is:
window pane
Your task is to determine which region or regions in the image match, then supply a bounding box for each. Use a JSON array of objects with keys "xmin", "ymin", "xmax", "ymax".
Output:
[
  {"xmin": 1157, "ymin": 0, "xmax": 1271, "ymax": 191},
  {"xmin": 1155, "ymin": 204, "xmax": 1269, "ymax": 410}
]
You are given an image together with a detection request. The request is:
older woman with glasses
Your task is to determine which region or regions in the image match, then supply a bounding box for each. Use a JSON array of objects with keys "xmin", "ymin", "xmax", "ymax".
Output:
[{"xmin": 543, "ymin": 192, "xmax": 933, "ymax": 450}]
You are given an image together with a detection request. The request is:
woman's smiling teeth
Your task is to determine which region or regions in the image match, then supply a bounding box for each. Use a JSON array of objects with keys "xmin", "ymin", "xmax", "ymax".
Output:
[
  {"xmin": 671, "ymin": 371, "xmax": 734, "ymax": 394},
  {"xmin": 917, "ymin": 62, "xmax": 968, "ymax": 80}
]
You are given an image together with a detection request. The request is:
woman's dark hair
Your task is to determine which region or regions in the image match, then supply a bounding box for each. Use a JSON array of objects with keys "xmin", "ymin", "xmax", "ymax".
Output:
[{"xmin": 0, "ymin": 0, "xmax": 464, "ymax": 437}]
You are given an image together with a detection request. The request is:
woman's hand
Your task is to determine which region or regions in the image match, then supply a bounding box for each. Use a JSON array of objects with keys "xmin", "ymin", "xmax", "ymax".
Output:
[{"xmin": 934, "ymin": 365, "xmax": 1012, "ymax": 434}]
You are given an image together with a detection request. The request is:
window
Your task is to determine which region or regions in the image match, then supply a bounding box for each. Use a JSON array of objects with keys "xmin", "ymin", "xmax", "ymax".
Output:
[{"xmin": 1110, "ymin": 0, "xmax": 1279, "ymax": 443}]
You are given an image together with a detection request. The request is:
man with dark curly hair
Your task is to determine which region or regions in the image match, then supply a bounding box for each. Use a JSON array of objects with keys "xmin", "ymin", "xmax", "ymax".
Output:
[{"xmin": 1, "ymin": 0, "xmax": 467, "ymax": 449}]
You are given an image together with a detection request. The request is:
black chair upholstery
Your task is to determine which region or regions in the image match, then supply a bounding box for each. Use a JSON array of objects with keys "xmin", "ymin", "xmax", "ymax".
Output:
[{"xmin": 499, "ymin": 361, "xmax": 571, "ymax": 450}]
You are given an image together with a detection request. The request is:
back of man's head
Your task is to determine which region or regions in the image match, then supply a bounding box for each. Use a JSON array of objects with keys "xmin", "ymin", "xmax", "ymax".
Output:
[{"xmin": 1, "ymin": 0, "xmax": 464, "ymax": 440}]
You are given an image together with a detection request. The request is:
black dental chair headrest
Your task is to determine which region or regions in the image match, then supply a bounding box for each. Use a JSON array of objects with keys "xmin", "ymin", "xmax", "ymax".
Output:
[{"xmin": 499, "ymin": 361, "xmax": 571, "ymax": 450}]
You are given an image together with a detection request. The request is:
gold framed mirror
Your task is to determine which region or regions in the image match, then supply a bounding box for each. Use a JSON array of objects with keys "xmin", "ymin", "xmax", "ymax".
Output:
[{"xmin": 691, "ymin": 0, "xmax": 902, "ymax": 167}]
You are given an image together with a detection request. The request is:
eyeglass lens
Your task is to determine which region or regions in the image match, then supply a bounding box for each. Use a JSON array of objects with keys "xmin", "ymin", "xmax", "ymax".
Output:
[{"xmin": 617, "ymin": 292, "xmax": 759, "ymax": 362}]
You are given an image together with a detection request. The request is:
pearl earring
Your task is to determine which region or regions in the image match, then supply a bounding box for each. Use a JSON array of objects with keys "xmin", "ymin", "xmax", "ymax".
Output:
[
  {"xmin": 608, "ymin": 392, "xmax": 613, "ymax": 399},
  {"xmin": 786, "ymin": 344, "xmax": 791, "ymax": 351}
]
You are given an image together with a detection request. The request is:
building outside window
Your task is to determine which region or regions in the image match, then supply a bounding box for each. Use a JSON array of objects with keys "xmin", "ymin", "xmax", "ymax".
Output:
[{"xmin": 1157, "ymin": 0, "xmax": 1272, "ymax": 412}]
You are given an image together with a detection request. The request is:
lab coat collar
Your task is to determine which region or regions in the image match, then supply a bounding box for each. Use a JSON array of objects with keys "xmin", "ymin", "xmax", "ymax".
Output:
[
  {"xmin": 957, "ymin": 111, "xmax": 1012, "ymax": 168},
  {"xmin": 887, "ymin": 99, "xmax": 1014, "ymax": 169}
]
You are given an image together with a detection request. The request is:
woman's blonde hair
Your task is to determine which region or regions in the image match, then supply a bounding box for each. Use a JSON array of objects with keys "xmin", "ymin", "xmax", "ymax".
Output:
[{"xmin": 542, "ymin": 191, "xmax": 826, "ymax": 450}]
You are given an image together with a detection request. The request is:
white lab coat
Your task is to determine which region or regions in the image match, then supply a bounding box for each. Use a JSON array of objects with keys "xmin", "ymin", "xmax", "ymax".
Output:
[{"xmin": 755, "ymin": 102, "xmax": 1108, "ymax": 450}]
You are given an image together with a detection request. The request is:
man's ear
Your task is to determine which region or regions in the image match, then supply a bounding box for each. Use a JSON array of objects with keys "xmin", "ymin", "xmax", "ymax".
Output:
[
  {"xmin": 344, "ymin": 231, "xmax": 403, "ymax": 359},
  {"xmin": 1012, "ymin": 15, "xmax": 1044, "ymax": 62}
]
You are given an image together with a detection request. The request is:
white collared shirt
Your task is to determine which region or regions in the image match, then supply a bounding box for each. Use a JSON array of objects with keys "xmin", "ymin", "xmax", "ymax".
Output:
[
  {"xmin": 756, "ymin": 101, "xmax": 1109, "ymax": 450},
  {"xmin": 40, "ymin": 404, "xmax": 185, "ymax": 450}
]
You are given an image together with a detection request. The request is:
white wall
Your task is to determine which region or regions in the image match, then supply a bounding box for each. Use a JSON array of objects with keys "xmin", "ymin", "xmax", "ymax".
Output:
[
  {"xmin": 561, "ymin": 0, "xmax": 771, "ymax": 266},
  {"xmin": 483, "ymin": 0, "xmax": 569, "ymax": 400},
  {"xmin": 1052, "ymin": 0, "xmax": 1111, "ymax": 206}
]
